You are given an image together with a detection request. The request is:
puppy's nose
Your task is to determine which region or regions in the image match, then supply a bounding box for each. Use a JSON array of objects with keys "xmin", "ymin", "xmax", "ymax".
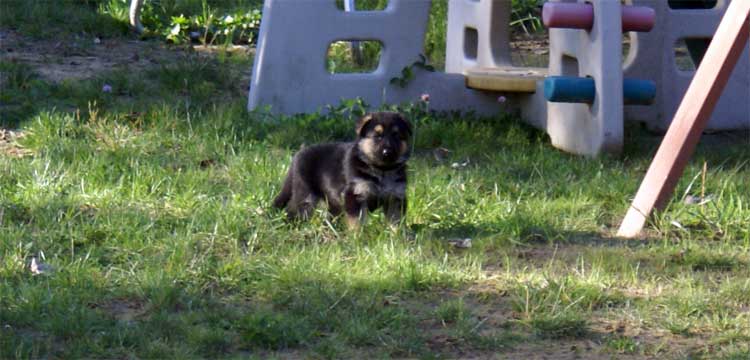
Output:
[{"xmin": 382, "ymin": 148, "xmax": 393, "ymax": 157}]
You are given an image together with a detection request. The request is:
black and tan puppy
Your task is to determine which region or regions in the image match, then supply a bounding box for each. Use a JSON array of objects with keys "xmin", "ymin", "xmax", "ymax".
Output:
[{"xmin": 273, "ymin": 112, "xmax": 412, "ymax": 228}]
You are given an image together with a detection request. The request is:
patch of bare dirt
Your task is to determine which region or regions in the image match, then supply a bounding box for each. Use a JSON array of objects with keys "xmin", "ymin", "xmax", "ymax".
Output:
[
  {"xmin": 410, "ymin": 242, "xmax": 711, "ymax": 359},
  {"xmin": 420, "ymin": 291, "xmax": 703, "ymax": 359},
  {"xmin": 0, "ymin": 29, "xmax": 253, "ymax": 84},
  {"xmin": 511, "ymin": 35, "xmax": 549, "ymax": 56},
  {"xmin": 510, "ymin": 32, "xmax": 550, "ymax": 68},
  {"xmin": 90, "ymin": 298, "xmax": 148, "ymax": 323},
  {"xmin": 1, "ymin": 29, "xmax": 161, "ymax": 82},
  {"xmin": 0, "ymin": 128, "xmax": 31, "ymax": 158}
]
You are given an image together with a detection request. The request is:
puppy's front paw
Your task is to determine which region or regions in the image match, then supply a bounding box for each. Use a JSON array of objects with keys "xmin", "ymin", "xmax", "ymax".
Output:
[
  {"xmin": 345, "ymin": 214, "xmax": 361, "ymax": 231},
  {"xmin": 387, "ymin": 222, "xmax": 415, "ymax": 241}
]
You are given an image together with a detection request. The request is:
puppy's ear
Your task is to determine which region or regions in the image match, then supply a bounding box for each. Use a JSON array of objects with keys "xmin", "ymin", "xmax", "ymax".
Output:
[
  {"xmin": 397, "ymin": 113, "xmax": 413, "ymax": 135},
  {"xmin": 356, "ymin": 113, "xmax": 374, "ymax": 136}
]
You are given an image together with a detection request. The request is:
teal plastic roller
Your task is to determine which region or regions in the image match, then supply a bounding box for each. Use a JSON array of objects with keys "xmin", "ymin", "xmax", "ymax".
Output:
[
  {"xmin": 623, "ymin": 78, "xmax": 656, "ymax": 105},
  {"xmin": 544, "ymin": 76, "xmax": 656, "ymax": 104},
  {"xmin": 544, "ymin": 76, "xmax": 596, "ymax": 103}
]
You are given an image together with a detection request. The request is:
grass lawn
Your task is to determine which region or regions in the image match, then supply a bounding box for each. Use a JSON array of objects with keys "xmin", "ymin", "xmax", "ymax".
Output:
[{"xmin": 1, "ymin": 2, "xmax": 749, "ymax": 359}]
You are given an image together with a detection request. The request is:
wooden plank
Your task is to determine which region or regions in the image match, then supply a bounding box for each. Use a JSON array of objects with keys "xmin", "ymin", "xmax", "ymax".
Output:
[
  {"xmin": 465, "ymin": 67, "xmax": 546, "ymax": 93},
  {"xmin": 617, "ymin": 1, "xmax": 750, "ymax": 238}
]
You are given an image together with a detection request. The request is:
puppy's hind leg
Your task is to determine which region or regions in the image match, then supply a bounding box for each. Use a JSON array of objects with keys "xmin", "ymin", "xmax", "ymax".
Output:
[{"xmin": 287, "ymin": 184, "xmax": 319, "ymax": 221}]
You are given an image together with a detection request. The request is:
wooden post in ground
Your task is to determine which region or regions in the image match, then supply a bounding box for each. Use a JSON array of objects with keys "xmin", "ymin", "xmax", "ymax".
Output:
[{"xmin": 617, "ymin": 0, "xmax": 750, "ymax": 238}]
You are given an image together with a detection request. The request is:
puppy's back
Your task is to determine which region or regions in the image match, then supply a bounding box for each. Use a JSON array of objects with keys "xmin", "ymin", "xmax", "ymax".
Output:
[{"xmin": 289, "ymin": 142, "xmax": 351, "ymax": 199}]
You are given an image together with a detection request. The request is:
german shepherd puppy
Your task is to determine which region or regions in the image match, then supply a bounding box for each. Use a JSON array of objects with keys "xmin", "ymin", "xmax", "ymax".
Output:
[{"xmin": 273, "ymin": 112, "xmax": 412, "ymax": 228}]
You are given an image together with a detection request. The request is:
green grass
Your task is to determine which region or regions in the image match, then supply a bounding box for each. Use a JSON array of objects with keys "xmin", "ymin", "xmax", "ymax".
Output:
[
  {"xmin": 2, "ymin": 3, "xmax": 750, "ymax": 359},
  {"xmin": 0, "ymin": 0, "xmax": 129, "ymax": 39}
]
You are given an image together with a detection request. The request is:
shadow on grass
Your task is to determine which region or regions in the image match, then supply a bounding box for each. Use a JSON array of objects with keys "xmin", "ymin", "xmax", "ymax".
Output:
[{"xmin": 420, "ymin": 218, "xmax": 667, "ymax": 248}]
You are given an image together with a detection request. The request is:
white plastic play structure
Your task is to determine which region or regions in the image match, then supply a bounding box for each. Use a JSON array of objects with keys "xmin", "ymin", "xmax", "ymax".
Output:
[
  {"xmin": 625, "ymin": 0, "xmax": 749, "ymax": 132},
  {"xmin": 247, "ymin": 0, "xmax": 749, "ymax": 157}
]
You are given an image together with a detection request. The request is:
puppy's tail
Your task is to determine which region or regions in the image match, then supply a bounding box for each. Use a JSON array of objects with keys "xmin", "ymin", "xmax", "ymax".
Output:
[{"xmin": 272, "ymin": 171, "xmax": 293, "ymax": 209}]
